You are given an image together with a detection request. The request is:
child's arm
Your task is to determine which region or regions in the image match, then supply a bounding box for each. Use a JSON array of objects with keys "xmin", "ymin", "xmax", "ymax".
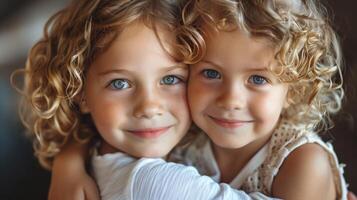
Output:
[
  {"xmin": 272, "ymin": 143, "xmax": 336, "ymax": 200},
  {"xmin": 133, "ymin": 160, "xmax": 277, "ymax": 200},
  {"xmin": 92, "ymin": 153, "xmax": 279, "ymax": 200},
  {"xmin": 48, "ymin": 140, "xmax": 100, "ymax": 200}
]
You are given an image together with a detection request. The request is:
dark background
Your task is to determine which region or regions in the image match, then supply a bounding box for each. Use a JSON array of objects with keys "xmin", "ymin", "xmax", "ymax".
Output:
[{"xmin": 0, "ymin": 0, "xmax": 356, "ymax": 199}]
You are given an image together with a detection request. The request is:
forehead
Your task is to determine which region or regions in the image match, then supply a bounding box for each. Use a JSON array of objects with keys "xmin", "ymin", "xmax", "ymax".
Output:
[
  {"xmin": 91, "ymin": 22, "xmax": 177, "ymax": 72},
  {"xmin": 203, "ymin": 28, "xmax": 277, "ymax": 69}
]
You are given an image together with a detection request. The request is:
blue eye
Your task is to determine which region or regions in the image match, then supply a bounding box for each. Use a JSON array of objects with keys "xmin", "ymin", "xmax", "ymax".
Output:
[
  {"xmin": 160, "ymin": 75, "xmax": 182, "ymax": 85},
  {"xmin": 248, "ymin": 75, "xmax": 268, "ymax": 85},
  {"xmin": 109, "ymin": 79, "xmax": 130, "ymax": 90},
  {"xmin": 202, "ymin": 69, "xmax": 221, "ymax": 79}
]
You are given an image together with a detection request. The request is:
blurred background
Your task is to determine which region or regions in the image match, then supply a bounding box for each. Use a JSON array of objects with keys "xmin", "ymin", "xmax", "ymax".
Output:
[{"xmin": 0, "ymin": 0, "xmax": 356, "ymax": 199}]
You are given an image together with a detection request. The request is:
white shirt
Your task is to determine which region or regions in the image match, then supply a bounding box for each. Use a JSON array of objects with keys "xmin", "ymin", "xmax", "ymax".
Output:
[
  {"xmin": 172, "ymin": 121, "xmax": 347, "ymax": 199},
  {"xmin": 92, "ymin": 120, "xmax": 347, "ymax": 200},
  {"xmin": 92, "ymin": 151, "xmax": 278, "ymax": 200},
  {"xmin": 168, "ymin": 133, "xmax": 270, "ymax": 189}
]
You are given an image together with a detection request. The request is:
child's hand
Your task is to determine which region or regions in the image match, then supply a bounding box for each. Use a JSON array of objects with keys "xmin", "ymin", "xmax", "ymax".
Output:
[{"xmin": 48, "ymin": 140, "xmax": 100, "ymax": 200}]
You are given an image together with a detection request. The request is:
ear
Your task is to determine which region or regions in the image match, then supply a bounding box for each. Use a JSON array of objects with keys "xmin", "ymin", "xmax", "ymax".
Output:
[{"xmin": 76, "ymin": 93, "xmax": 90, "ymax": 113}]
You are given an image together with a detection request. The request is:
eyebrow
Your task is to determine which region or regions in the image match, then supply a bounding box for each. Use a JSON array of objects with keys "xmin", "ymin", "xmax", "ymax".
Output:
[
  {"xmin": 98, "ymin": 64, "xmax": 187, "ymax": 76},
  {"xmin": 201, "ymin": 60, "xmax": 270, "ymax": 72},
  {"xmin": 98, "ymin": 68, "xmax": 128, "ymax": 76},
  {"xmin": 201, "ymin": 60, "xmax": 223, "ymax": 70},
  {"xmin": 164, "ymin": 64, "xmax": 188, "ymax": 71}
]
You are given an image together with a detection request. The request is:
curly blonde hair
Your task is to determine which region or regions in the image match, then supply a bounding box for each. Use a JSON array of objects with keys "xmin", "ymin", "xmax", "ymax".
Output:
[
  {"xmin": 15, "ymin": 0, "xmax": 185, "ymax": 170},
  {"xmin": 178, "ymin": 0, "xmax": 344, "ymax": 132}
]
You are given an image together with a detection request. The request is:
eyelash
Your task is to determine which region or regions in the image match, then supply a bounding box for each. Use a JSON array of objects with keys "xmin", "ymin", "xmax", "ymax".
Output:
[
  {"xmin": 248, "ymin": 75, "xmax": 269, "ymax": 85},
  {"xmin": 201, "ymin": 69, "xmax": 221, "ymax": 79},
  {"xmin": 200, "ymin": 68, "xmax": 270, "ymax": 85},
  {"xmin": 107, "ymin": 79, "xmax": 131, "ymax": 90},
  {"xmin": 160, "ymin": 75, "xmax": 185, "ymax": 85},
  {"xmin": 107, "ymin": 75, "xmax": 185, "ymax": 90}
]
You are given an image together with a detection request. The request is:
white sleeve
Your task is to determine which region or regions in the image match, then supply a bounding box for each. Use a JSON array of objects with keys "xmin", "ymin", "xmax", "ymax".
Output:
[
  {"xmin": 92, "ymin": 154, "xmax": 279, "ymax": 200},
  {"xmin": 131, "ymin": 159, "xmax": 279, "ymax": 200}
]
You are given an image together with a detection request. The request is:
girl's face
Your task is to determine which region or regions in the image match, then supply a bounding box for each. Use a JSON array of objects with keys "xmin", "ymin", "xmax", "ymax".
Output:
[
  {"xmin": 188, "ymin": 28, "xmax": 288, "ymax": 149},
  {"xmin": 81, "ymin": 22, "xmax": 191, "ymax": 158}
]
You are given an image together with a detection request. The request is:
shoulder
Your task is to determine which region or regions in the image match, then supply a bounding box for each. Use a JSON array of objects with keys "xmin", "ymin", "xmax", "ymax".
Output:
[{"xmin": 272, "ymin": 143, "xmax": 336, "ymax": 200}]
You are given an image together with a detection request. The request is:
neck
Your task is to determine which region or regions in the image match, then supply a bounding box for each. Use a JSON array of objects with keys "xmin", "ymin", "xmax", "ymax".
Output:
[
  {"xmin": 212, "ymin": 133, "xmax": 271, "ymax": 183},
  {"xmin": 99, "ymin": 140, "xmax": 119, "ymax": 155}
]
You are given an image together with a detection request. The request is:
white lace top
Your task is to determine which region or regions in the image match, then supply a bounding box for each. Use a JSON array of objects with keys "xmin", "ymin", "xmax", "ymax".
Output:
[{"xmin": 171, "ymin": 120, "xmax": 348, "ymax": 200}]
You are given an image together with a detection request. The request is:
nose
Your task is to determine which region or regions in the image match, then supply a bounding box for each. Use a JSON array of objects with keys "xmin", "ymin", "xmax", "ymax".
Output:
[
  {"xmin": 216, "ymin": 83, "xmax": 246, "ymax": 110},
  {"xmin": 133, "ymin": 87, "xmax": 164, "ymax": 119}
]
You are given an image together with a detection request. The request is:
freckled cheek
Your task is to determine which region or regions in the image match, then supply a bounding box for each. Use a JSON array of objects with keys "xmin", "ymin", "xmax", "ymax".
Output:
[
  {"xmin": 188, "ymin": 81, "xmax": 213, "ymax": 113},
  {"xmin": 88, "ymin": 96, "xmax": 129, "ymax": 131},
  {"xmin": 186, "ymin": 84, "xmax": 200, "ymax": 126},
  {"xmin": 251, "ymin": 93, "xmax": 285, "ymax": 124},
  {"xmin": 165, "ymin": 87, "xmax": 191, "ymax": 121}
]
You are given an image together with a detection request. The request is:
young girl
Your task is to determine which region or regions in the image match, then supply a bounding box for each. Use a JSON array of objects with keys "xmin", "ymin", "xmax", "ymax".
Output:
[
  {"xmin": 17, "ymin": 0, "xmax": 277, "ymax": 200},
  {"xmin": 178, "ymin": 0, "xmax": 347, "ymax": 199},
  {"xmin": 50, "ymin": 0, "xmax": 349, "ymax": 199}
]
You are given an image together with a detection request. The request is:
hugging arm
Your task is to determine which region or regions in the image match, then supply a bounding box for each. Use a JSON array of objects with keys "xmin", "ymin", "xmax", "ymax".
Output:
[
  {"xmin": 93, "ymin": 156, "xmax": 278, "ymax": 200},
  {"xmin": 49, "ymin": 140, "xmax": 100, "ymax": 200}
]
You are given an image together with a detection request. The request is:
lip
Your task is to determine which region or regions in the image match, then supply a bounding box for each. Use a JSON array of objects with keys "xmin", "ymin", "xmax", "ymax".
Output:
[
  {"xmin": 209, "ymin": 116, "xmax": 251, "ymax": 129},
  {"xmin": 126, "ymin": 126, "xmax": 172, "ymax": 139}
]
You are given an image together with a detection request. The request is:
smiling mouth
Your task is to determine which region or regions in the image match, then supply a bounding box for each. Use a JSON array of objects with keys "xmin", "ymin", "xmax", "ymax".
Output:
[
  {"xmin": 209, "ymin": 116, "xmax": 252, "ymax": 129},
  {"xmin": 126, "ymin": 126, "xmax": 172, "ymax": 139}
]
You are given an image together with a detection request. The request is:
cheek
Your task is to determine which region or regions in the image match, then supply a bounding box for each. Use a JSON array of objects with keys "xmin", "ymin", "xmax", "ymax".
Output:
[
  {"xmin": 87, "ymin": 94, "xmax": 129, "ymax": 132},
  {"xmin": 188, "ymin": 80, "xmax": 221, "ymax": 129},
  {"xmin": 169, "ymin": 89, "xmax": 190, "ymax": 121},
  {"xmin": 188, "ymin": 80, "xmax": 212, "ymax": 113},
  {"xmin": 251, "ymin": 89, "xmax": 286, "ymax": 123},
  {"xmin": 165, "ymin": 87, "xmax": 191, "ymax": 122}
]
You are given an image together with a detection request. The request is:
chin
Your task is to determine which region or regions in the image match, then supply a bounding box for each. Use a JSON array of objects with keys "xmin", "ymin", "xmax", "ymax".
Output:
[
  {"xmin": 214, "ymin": 137, "xmax": 248, "ymax": 149},
  {"xmin": 134, "ymin": 147, "xmax": 169, "ymax": 158}
]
